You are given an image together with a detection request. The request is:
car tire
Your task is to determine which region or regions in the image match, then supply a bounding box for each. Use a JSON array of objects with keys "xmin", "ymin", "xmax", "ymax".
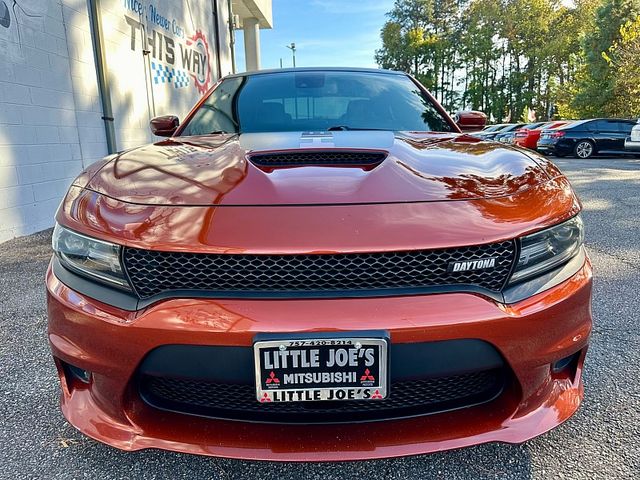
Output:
[{"xmin": 574, "ymin": 140, "xmax": 594, "ymax": 159}]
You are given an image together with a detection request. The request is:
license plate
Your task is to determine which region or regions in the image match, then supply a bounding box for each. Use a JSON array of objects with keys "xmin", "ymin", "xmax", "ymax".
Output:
[
  {"xmin": 254, "ymin": 334, "xmax": 388, "ymax": 403},
  {"xmin": 541, "ymin": 134, "xmax": 550, "ymax": 139}
]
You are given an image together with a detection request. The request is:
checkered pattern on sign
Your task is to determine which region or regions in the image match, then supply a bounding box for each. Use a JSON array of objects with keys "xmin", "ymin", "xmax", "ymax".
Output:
[
  {"xmin": 151, "ymin": 62, "xmax": 172, "ymax": 84},
  {"xmin": 151, "ymin": 62, "xmax": 190, "ymax": 89},
  {"xmin": 173, "ymin": 70, "xmax": 190, "ymax": 88}
]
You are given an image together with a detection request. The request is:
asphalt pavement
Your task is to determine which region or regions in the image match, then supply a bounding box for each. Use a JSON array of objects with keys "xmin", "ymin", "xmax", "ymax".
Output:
[{"xmin": 0, "ymin": 156, "xmax": 638, "ymax": 479}]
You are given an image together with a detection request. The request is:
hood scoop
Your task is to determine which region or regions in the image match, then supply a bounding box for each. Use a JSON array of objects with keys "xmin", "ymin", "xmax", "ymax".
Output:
[{"xmin": 248, "ymin": 150, "xmax": 388, "ymax": 169}]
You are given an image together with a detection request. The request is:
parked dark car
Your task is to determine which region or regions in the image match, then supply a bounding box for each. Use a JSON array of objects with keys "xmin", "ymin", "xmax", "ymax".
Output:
[
  {"xmin": 537, "ymin": 118, "xmax": 638, "ymax": 158},
  {"xmin": 474, "ymin": 123, "xmax": 514, "ymax": 140},
  {"xmin": 493, "ymin": 123, "xmax": 526, "ymax": 143},
  {"xmin": 499, "ymin": 122, "xmax": 545, "ymax": 144}
]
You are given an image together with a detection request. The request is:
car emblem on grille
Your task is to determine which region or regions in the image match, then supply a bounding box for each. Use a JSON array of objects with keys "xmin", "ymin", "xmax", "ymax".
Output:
[{"xmin": 448, "ymin": 257, "xmax": 497, "ymax": 272}]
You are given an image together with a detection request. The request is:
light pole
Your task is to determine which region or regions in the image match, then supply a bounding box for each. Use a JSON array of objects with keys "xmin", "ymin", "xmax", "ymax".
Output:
[{"xmin": 286, "ymin": 42, "xmax": 296, "ymax": 67}]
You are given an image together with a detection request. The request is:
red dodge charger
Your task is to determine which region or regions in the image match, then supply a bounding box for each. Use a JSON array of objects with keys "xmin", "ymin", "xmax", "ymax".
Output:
[{"xmin": 47, "ymin": 68, "xmax": 592, "ymax": 461}]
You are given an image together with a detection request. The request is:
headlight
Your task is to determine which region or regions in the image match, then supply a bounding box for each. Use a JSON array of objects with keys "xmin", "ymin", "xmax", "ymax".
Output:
[
  {"xmin": 52, "ymin": 224, "xmax": 131, "ymax": 289},
  {"xmin": 509, "ymin": 215, "xmax": 584, "ymax": 284}
]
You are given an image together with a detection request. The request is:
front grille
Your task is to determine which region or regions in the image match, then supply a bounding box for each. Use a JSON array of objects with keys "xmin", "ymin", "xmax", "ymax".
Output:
[
  {"xmin": 123, "ymin": 241, "xmax": 516, "ymax": 299},
  {"xmin": 139, "ymin": 369, "xmax": 505, "ymax": 423},
  {"xmin": 249, "ymin": 150, "xmax": 387, "ymax": 167}
]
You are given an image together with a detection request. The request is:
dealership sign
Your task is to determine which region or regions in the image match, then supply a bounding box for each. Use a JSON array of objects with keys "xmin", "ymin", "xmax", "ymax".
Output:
[{"xmin": 124, "ymin": 0, "xmax": 212, "ymax": 94}]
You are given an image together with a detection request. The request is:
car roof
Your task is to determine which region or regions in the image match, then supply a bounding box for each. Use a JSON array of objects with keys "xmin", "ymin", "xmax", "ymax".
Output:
[
  {"xmin": 559, "ymin": 118, "xmax": 636, "ymax": 129},
  {"xmin": 225, "ymin": 67, "xmax": 407, "ymax": 79},
  {"xmin": 555, "ymin": 119, "xmax": 590, "ymax": 129},
  {"xmin": 500, "ymin": 123, "xmax": 524, "ymax": 130},
  {"xmin": 547, "ymin": 121, "xmax": 571, "ymax": 129}
]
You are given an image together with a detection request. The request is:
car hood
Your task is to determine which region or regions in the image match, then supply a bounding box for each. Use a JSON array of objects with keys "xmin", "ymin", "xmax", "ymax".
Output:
[{"xmin": 85, "ymin": 131, "xmax": 554, "ymax": 206}]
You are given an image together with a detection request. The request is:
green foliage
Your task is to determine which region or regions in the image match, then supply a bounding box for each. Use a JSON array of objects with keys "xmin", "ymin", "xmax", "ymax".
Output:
[
  {"xmin": 604, "ymin": 16, "xmax": 640, "ymax": 117},
  {"xmin": 375, "ymin": 0, "xmax": 640, "ymax": 119},
  {"xmin": 570, "ymin": 0, "xmax": 640, "ymax": 117}
]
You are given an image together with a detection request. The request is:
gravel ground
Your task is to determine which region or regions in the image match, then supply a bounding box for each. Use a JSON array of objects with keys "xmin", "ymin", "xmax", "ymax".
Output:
[{"xmin": 0, "ymin": 157, "xmax": 638, "ymax": 479}]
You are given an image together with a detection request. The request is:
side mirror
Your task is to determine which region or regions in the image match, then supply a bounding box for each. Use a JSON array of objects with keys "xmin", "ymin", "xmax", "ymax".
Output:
[
  {"xmin": 454, "ymin": 111, "xmax": 487, "ymax": 132},
  {"xmin": 150, "ymin": 115, "xmax": 179, "ymax": 137}
]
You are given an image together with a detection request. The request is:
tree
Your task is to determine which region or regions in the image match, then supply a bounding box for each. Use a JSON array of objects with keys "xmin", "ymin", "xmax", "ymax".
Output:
[
  {"xmin": 458, "ymin": 0, "xmax": 504, "ymax": 115},
  {"xmin": 542, "ymin": 0, "xmax": 598, "ymax": 119},
  {"xmin": 604, "ymin": 16, "xmax": 640, "ymax": 117},
  {"xmin": 375, "ymin": 0, "xmax": 435, "ymax": 78},
  {"xmin": 375, "ymin": 0, "xmax": 640, "ymax": 120},
  {"xmin": 571, "ymin": 0, "xmax": 640, "ymax": 117}
]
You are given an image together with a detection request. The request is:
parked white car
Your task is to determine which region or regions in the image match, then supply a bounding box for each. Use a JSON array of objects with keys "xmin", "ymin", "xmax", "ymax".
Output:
[{"xmin": 624, "ymin": 120, "xmax": 640, "ymax": 152}]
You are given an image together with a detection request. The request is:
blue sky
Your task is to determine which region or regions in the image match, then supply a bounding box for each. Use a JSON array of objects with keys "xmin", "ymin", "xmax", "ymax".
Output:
[{"xmin": 234, "ymin": 0, "xmax": 395, "ymax": 71}]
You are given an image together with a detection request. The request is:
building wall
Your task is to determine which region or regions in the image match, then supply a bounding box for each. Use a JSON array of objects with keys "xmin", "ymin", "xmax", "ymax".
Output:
[
  {"xmin": 0, "ymin": 1, "xmax": 88, "ymax": 242},
  {"xmin": 99, "ymin": 0, "xmax": 226, "ymax": 149},
  {"xmin": 0, "ymin": 0, "xmax": 234, "ymax": 243}
]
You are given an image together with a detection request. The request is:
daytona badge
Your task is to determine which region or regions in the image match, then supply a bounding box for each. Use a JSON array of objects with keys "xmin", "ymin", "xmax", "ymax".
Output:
[{"xmin": 448, "ymin": 257, "xmax": 497, "ymax": 272}]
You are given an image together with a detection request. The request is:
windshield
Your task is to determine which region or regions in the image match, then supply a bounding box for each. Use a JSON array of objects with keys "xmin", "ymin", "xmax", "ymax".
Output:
[{"xmin": 179, "ymin": 71, "xmax": 453, "ymax": 135}]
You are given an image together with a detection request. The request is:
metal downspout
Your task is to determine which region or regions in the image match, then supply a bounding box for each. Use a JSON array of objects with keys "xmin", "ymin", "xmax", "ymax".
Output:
[
  {"xmin": 212, "ymin": 0, "xmax": 223, "ymax": 79},
  {"xmin": 87, "ymin": 0, "xmax": 117, "ymax": 154},
  {"xmin": 227, "ymin": 0, "xmax": 236, "ymax": 73}
]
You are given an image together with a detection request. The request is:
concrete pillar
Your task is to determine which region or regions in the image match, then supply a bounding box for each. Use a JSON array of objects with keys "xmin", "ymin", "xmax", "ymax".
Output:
[{"xmin": 243, "ymin": 17, "xmax": 261, "ymax": 71}]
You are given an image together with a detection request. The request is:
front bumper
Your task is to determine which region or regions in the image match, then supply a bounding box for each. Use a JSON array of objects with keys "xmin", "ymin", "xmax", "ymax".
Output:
[{"xmin": 47, "ymin": 257, "xmax": 592, "ymax": 461}]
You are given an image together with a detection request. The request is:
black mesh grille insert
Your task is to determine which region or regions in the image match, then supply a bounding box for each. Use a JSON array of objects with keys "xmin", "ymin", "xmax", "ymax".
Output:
[
  {"xmin": 123, "ymin": 241, "xmax": 515, "ymax": 299},
  {"xmin": 249, "ymin": 150, "xmax": 387, "ymax": 167},
  {"xmin": 139, "ymin": 369, "xmax": 505, "ymax": 423}
]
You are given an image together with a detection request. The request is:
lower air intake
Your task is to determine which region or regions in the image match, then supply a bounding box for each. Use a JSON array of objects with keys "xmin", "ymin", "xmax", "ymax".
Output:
[{"xmin": 139, "ymin": 369, "xmax": 506, "ymax": 424}]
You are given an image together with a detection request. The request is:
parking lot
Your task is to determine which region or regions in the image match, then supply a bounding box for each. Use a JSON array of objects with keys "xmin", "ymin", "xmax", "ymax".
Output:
[{"xmin": 0, "ymin": 156, "xmax": 638, "ymax": 480}]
